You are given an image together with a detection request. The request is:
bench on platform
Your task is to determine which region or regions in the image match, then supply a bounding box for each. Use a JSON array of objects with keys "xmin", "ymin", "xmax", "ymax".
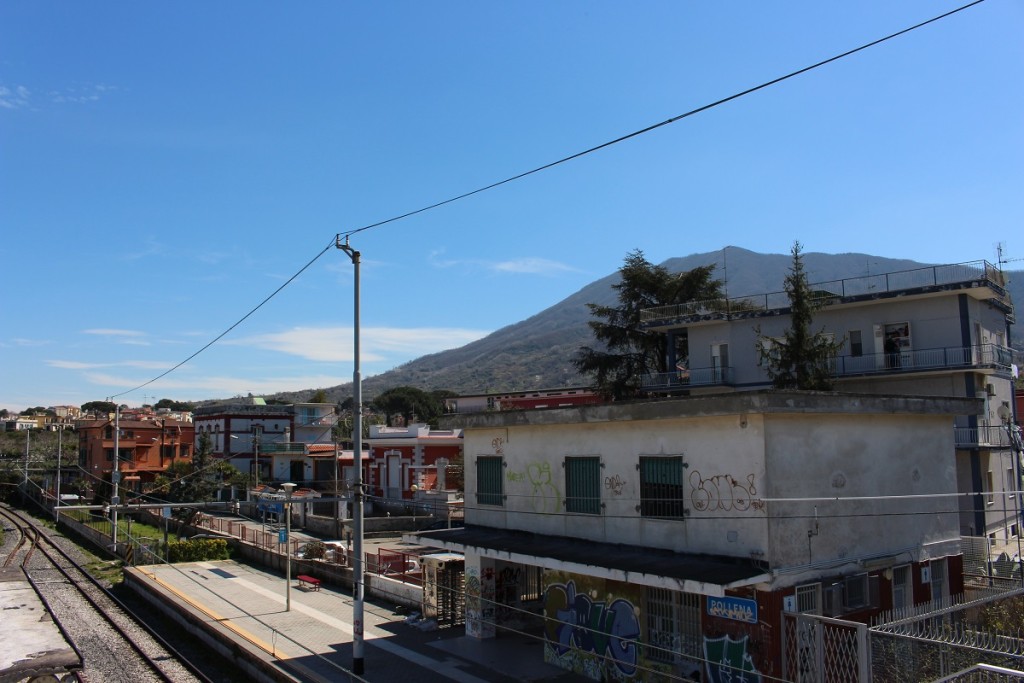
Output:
[{"xmin": 296, "ymin": 574, "xmax": 321, "ymax": 591}]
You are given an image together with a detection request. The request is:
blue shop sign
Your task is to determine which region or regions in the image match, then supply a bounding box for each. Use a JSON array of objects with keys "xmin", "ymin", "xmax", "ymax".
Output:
[{"xmin": 707, "ymin": 595, "xmax": 757, "ymax": 624}]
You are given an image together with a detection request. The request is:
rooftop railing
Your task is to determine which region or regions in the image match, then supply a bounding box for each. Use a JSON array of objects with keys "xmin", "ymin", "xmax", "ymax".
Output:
[{"xmin": 641, "ymin": 260, "xmax": 1008, "ymax": 325}]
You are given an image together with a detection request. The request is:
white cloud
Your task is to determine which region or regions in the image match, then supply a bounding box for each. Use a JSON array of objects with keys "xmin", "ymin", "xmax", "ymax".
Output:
[
  {"xmin": 47, "ymin": 359, "xmax": 173, "ymax": 370},
  {"xmin": 82, "ymin": 371, "xmax": 347, "ymax": 397},
  {"xmin": 228, "ymin": 325, "xmax": 490, "ymax": 362},
  {"xmin": 491, "ymin": 257, "xmax": 580, "ymax": 275},
  {"xmin": 83, "ymin": 328, "xmax": 147, "ymax": 337},
  {"xmin": 0, "ymin": 85, "xmax": 31, "ymax": 109}
]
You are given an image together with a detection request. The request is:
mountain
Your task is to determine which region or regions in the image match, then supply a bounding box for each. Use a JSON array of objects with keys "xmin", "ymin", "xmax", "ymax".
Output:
[{"xmin": 269, "ymin": 248, "xmax": 1022, "ymax": 403}]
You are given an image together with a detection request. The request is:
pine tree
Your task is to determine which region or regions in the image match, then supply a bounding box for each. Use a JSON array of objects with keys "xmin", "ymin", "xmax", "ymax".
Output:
[
  {"xmin": 574, "ymin": 249, "xmax": 723, "ymax": 400},
  {"xmin": 757, "ymin": 242, "xmax": 843, "ymax": 390}
]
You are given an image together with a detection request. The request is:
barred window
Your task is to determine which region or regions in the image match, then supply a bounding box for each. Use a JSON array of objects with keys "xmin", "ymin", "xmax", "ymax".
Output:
[
  {"xmin": 639, "ymin": 456, "xmax": 687, "ymax": 518},
  {"xmin": 565, "ymin": 456, "xmax": 601, "ymax": 514},
  {"xmin": 796, "ymin": 583, "xmax": 821, "ymax": 615},
  {"xmin": 476, "ymin": 456, "xmax": 504, "ymax": 506},
  {"xmin": 646, "ymin": 587, "xmax": 701, "ymax": 663}
]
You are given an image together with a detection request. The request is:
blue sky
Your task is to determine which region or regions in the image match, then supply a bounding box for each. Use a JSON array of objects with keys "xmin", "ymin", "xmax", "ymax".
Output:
[{"xmin": 2, "ymin": 1, "xmax": 1021, "ymax": 412}]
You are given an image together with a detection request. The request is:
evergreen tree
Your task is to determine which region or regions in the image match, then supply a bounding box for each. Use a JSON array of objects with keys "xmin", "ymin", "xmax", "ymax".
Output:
[
  {"xmin": 757, "ymin": 242, "xmax": 844, "ymax": 390},
  {"xmin": 574, "ymin": 249, "xmax": 724, "ymax": 400}
]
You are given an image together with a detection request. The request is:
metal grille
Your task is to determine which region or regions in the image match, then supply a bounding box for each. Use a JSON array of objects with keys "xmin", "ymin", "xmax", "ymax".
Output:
[
  {"xmin": 645, "ymin": 587, "xmax": 701, "ymax": 663},
  {"xmin": 797, "ymin": 582, "xmax": 822, "ymax": 615},
  {"xmin": 565, "ymin": 456, "xmax": 601, "ymax": 514},
  {"xmin": 639, "ymin": 456, "xmax": 687, "ymax": 518},
  {"xmin": 783, "ymin": 612, "xmax": 868, "ymax": 683},
  {"xmin": 476, "ymin": 456, "xmax": 503, "ymax": 506}
]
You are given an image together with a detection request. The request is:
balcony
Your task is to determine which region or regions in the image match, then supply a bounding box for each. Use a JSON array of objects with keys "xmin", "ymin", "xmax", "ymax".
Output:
[
  {"xmin": 641, "ymin": 260, "xmax": 1012, "ymax": 328},
  {"xmin": 642, "ymin": 365, "xmax": 735, "ymax": 391},
  {"xmin": 832, "ymin": 343, "xmax": 1012, "ymax": 378},
  {"xmin": 259, "ymin": 442, "xmax": 307, "ymax": 454},
  {"xmin": 955, "ymin": 426, "xmax": 1016, "ymax": 449}
]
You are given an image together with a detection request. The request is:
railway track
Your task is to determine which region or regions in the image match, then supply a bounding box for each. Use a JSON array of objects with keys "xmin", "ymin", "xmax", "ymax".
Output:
[{"xmin": 0, "ymin": 504, "xmax": 215, "ymax": 683}]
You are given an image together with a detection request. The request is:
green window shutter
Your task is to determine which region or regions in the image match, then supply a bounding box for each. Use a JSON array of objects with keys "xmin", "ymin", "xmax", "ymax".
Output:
[
  {"xmin": 476, "ymin": 456, "xmax": 504, "ymax": 506},
  {"xmin": 565, "ymin": 456, "xmax": 601, "ymax": 514}
]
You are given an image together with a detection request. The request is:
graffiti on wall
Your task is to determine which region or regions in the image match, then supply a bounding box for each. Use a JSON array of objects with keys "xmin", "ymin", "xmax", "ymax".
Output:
[
  {"xmin": 544, "ymin": 579, "xmax": 641, "ymax": 678},
  {"xmin": 704, "ymin": 634, "xmax": 762, "ymax": 683},
  {"xmin": 689, "ymin": 470, "xmax": 764, "ymax": 513},
  {"xmin": 504, "ymin": 461, "xmax": 562, "ymax": 513},
  {"xmin": 604, "ymin": 474, "xmax": 627, "ymax": 495}
]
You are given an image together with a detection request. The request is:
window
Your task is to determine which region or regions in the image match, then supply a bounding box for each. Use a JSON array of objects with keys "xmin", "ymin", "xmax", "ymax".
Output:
[
  {"xmin": 565, "ymin": 456, "xmax": 601, "ymax": 514},
  {"xmin": 987, "ymin": 471, "xmax": 995, "ymax": 505},
  {"xmin": 843, "ymin": 573, "xmax": 869, "ymax": 609},
  {"xmin": 892, "ymin": 565, "xmax": 911, "ymax": 610},
  {"xmin": 849, "ymin": 330, "xmax": 863, "ymax": 357},
  {"xmin": 640, "ymin": 456, "xmax": 687, "ymax": 518},
  {"xmin": 795, "ymin": 583, "xmax": 821, "ymax": 615},
  {"xmin": 646, "ymin": 588, "xmax": 701, "ymax": 663},
  {"xmin": 181, "ymin": 444, "xmax": 191, "ymax": 458},
  {"xmin": 930, "ymin": 559, "xmax": 948, "ymax": 602},
  {"xmin": 476, "ymin": 456, "xmax": 504, "ymax": 506}
]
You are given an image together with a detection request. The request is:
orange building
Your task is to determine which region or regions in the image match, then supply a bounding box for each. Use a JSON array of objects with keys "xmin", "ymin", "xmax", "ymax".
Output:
[{"xmin": 77, "ymin": 416, "xmax": 195, "ymax": 495}]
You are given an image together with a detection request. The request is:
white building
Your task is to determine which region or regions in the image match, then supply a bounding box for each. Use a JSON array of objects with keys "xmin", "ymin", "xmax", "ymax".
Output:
[{"xmin": 424, "ymin": 391, "xmax": 979, "ymax": 681}]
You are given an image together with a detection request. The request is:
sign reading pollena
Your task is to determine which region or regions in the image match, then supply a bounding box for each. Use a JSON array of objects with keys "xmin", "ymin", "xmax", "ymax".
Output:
[{"xmin": 707, "ymin": 595, "xmax": 758, "ymax": 623}]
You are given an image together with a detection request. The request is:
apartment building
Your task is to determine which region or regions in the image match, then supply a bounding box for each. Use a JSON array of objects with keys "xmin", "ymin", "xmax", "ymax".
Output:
[
  {"xmin": 77, "ymin": 417, "xmax": 195, "ymax": 493},
  {"xmin": 640, "ymin": 260, "xmax": 1018, "ymax": 540}
]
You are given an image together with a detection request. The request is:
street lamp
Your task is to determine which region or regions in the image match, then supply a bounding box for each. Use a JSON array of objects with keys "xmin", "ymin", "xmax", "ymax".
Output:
[{"xmin": 281, "ymin": 482, "xmax": 296, "ymax": 611}]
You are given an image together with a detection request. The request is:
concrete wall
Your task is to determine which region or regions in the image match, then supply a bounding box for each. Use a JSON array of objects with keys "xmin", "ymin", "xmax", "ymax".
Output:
[
  {"xmin": 458, "ymin": 393, "xmax": 971, "ymax": 582},
  {"xmin": 762, "ymin": 411, "xmax": 961, "ymax": 580}
]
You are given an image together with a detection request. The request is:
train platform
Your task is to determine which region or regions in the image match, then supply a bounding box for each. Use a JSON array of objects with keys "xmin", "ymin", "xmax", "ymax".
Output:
[{"xmin": 126, "ymin": 559, "xmax": 582, "ymax": 683}]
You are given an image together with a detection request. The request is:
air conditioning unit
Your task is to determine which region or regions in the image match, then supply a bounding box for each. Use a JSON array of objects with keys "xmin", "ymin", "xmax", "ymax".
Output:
[{"xmin": 986, "ymin": 383, "xmax": 996, "ymax": 397}]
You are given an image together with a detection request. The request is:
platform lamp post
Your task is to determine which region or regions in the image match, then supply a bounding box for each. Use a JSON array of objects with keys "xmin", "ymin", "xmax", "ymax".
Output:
[
  {"xmin": 54, "ymin": 424, "xmax": 64, "ymax": 523},
  {"xmin": 337, "ymin": 234, "xmax": 366, "ymax": 675},
  {"xmin": 281, "ymin": 482, "xmax": 296, "ymax": 611}
]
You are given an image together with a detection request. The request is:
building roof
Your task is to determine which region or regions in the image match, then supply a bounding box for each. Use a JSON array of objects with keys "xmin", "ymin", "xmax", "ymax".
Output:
[{"xmin": 415, "ymin": 525, "xmax": 768, "ymax": 595}]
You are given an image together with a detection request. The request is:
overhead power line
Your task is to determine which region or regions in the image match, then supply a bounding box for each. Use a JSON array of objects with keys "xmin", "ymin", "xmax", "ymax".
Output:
[{"xmin": 107, "ymin": 0, "xmax": 985, "ymax": 400}]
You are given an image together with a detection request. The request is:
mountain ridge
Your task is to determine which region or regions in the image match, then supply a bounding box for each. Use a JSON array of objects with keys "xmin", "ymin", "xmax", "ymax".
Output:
[{"xmin": 259, "ymin": 248, "xmax": 1022, "ymax": 404}]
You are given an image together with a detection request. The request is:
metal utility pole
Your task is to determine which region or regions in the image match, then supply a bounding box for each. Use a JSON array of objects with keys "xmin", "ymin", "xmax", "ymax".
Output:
[
  {"xmin": 112, "ymin": 403, "xmax": 121, "ymax": 548},
  {"xmin": 55, "ymin": 425, "xmax": 63, "ymax": 523},
  {"xmin": 337, "ymin": 234, "xmax": 365, "ymax": 675},
  {"xmin": 282, "ymin": 482, "xmax": 296, "ymax": 611},
  {"xmin": 24, "ymin": 429, "xmax": 30, "ymax": 486}
]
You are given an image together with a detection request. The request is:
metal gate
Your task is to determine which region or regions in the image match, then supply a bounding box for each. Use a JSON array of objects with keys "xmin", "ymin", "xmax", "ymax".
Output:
[{"xmin": 783, "ymin": 612, "xmax": 869, "ymax": 682}]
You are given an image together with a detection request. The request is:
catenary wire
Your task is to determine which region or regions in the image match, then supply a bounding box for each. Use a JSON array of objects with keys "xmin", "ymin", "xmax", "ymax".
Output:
[
  {"xmin": 109, "ymin": 236, "xmax": 337, "ymax": 400},
  {"xmin": 100, "ymin": 1, "xmax": 983, "ymax": 403},
  {"xmin": 339, "ymin": 0, "xmax": 986, "ymax": 241}
]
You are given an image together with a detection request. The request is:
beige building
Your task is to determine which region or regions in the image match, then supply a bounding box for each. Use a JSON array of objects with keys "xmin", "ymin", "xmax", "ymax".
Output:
[{"xmin": 426, "ymin": 391, "xmax": 979, "ymax": 681}]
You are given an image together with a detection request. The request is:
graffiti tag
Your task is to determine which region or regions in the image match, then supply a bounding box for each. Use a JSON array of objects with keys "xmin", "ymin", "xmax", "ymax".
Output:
[
  {"xmin": 690, "ymin": 470, "xmax": 764, "ymax": 513},
  {"xmin": 704, "ymin": 634, "xmax": 763, "ymax": 683},
  {"xmin": 544, "ymin": 580, "xmax": 640, "ymax": 676},
  {"xmin": 604, "ymin": 474, "xmax": 626, "ymax": 495}
]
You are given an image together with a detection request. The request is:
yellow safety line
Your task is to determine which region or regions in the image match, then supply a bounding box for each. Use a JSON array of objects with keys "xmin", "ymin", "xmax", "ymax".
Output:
[{"xmin": 135, "ymin": 568, "xmax": 290, "ymax": 659}]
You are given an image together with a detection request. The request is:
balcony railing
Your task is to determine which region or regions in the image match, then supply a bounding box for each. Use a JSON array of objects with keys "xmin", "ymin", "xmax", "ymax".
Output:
[
  {"xmin": 955, "ymin": 426, "xmax": 1015, "ymax": 449},
  {"xmin": 259, "ymin": 442, "xmax": 307, "ymax": 454},
  {"xmin": 642, "ymin": 366, "xmax": 735, "ymax": 390},
  {"xmin": 832, "ymin": 344, "xmax": 1012, "ymax": 377},
  {"xmin": 641, "ymin": 260, "xmax": 1009, "ymax": 326},
  {"xmin": 642, "ymin": 343, "xmax": 1010, "ymax": 393}
]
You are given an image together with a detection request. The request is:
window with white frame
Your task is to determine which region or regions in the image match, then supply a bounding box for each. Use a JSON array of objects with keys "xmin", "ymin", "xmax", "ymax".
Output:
[
  {"xmin": 795, "ymin": 583, "xmax": 821, "ymax": 615},
  {"xmin": 930, "ymin": 558, "xmax": 948, "ymax": 602},
  {"xmin": 892, "ymin": 564, "xmax": 911, "ymax": 611},
  {"xmin": 645, "ymin": 587, "xmax": 701, "ymax": 663}
]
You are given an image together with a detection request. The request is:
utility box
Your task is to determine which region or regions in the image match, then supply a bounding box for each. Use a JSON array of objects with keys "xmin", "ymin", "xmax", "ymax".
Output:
[{"xmin": 421, "ymin": 553, "xmax": 465, "ymax": 626}]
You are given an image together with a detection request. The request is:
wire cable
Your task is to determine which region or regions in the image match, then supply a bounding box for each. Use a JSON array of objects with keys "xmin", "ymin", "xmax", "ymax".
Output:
[
  {"xmin": 339, "ymin": 0, "xmax": 986, "ymax": 241},
  {"xmin": 98, "ymin": 2, "xmax": 984, "ymax": 403},
  {"xmin": 110, "ymin": 235, "xmax": 337, "ymax": 400}
]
